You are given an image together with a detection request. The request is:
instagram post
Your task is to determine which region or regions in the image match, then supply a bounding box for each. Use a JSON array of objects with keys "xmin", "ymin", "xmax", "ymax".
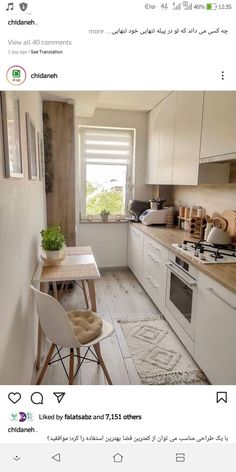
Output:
[
  {"xmin": 0, "ymin": 1, "xmax": 236, "ymax": 471},
  {"xmin": 0, "ymin": 89, "xmax": 236, "ymax": 387}
]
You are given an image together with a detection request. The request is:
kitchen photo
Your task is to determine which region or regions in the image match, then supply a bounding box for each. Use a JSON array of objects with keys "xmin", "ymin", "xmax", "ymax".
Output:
[{"xmin": 0, "ymin": 90, "xmax": 236, "ymax": 386}]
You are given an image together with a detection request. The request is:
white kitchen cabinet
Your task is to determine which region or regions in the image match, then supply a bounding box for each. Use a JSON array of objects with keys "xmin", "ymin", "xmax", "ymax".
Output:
[
  {"xmin": 142, "ymin": 235, "xmax": 168, "ymax": 313},
  {"xmin": 145, "ymin": 93, "xmax": 175, "ymax": 184},
  {"xmin": 194, "ymin": 273, "xmax": 236, "ymax": 384},
  {"xmin": 127, "ymin": 225, "xmax": 144, "ymax": 283},
  {"xmin": 146, "ymin": 91, "xmax": 231, "ymax": 185},
  {"xmin": 146, "ymin": 103, "xmax": 162, "ymax": 184},
  {"xmin": 172, "ymin": 92, "xmax": 203, "ymax": 185},
  {"xmin": 200, "ymin": 92, "xmax": 236, "ymax": 162},
  {"xmin": 158, "ymin": 92, "xmax": 176, "ymax": 184}
]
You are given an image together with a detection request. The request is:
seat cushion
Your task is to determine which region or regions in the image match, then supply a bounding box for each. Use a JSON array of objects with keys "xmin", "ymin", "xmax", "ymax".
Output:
[{"xmin": 67, "ymin": 310, "xmax": 103, "ymax": 344}]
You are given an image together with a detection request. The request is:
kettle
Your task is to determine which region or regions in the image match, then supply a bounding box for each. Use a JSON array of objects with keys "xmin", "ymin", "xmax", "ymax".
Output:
[{"xmin": 207, "ymin": 227, "xmax": 231, "ymax": 245}]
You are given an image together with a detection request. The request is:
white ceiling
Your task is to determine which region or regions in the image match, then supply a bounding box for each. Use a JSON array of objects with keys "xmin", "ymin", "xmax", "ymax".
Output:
[
  {"xmin": 41, "ymin": 91, "xmax": 170, "ymax": 117},
  {"xmin": 97, "ymin": 91, "xmax": 170, "ymax": 111}
]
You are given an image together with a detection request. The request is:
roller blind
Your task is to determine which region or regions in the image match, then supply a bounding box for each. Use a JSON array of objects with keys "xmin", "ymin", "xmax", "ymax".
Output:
[{"xmin": 80, "ymin": 126, "xmax": 134, "ymax": 165}]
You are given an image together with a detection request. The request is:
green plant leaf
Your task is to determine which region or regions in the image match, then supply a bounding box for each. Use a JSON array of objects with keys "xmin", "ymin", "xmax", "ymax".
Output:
[{"xmin": 41, "ymin": 225, "xmax": 65, "ymax": 251}]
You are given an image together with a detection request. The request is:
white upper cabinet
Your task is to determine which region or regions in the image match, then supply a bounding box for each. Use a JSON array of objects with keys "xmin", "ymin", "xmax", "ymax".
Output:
[
  {"xmin": 146, "ymin": 102, "xmax": 162, "ymax": 184},
  {"xmin": 158, "ymin": 92, "xmax": 176, "ymax": 184},
  {"xmin": 200, "ymin": 92, "xmax": 236, "ymax": 162},
  {"xmin": 172, "ymin": 92, "xmax": 203, "ymax": 185},
  {"xmin": 146, "ymin": 93, "xmax": 175, "ymax": 185},
  {"xmin": 146, "ymin": 91, "xmax": 232, "ymax": 185}
]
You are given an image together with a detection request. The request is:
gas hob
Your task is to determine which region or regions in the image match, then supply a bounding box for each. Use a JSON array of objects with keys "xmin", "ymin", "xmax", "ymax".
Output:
[{"xmin": 172, "ymin": 240, "xmax": 236, "ymax": 264}]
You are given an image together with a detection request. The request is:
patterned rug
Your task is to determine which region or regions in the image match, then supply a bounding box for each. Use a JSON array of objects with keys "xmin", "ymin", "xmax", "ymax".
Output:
[{"xmin": 118, "ymin": 316, "xmax": 208, "ymax": 385}]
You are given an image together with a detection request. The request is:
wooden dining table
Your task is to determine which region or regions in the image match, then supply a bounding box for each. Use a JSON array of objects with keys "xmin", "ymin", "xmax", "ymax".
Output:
[{"xmin": 32, "ymin": 246, "xmax": 100, "ymax": 369}]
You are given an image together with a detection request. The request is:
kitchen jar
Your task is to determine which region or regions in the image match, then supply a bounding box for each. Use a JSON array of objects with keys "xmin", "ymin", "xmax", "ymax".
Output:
[
  {"xmin": 190, "ymin": 206, "xmax": 198, "ymax": 217},
  {"xmin": 184, "ymin": 207, "xmax": 190, "ymax": 219},
  {"xmin": 179, "ymin": 206, "xmax": 185, "ymax": 218},
  {"xmin": 149, "ymin": 199, "xmax": 157, "ymax": 210},
  {"xmin": 197, "ymin": 207, "xmax": 206, "ymax": 218}
]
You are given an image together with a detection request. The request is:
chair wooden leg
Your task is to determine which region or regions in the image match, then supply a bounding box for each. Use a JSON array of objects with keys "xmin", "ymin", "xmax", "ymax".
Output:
[
  {"xmin": 94, "ymin": 343, "xmax": 112, "ymax": 385},
  {"xmin": 82, "ymin": 281, "xmax": 89, "ymax": 308},
  {"xmin": 69, "ymin": 348, "xmax": 74, "ymax": 385},
  {"xmin": 36, "ymin": 321, "xmax": 42, "ymax": 370},
  {"xmin": 36, "ymin": 343, "xmax": 55, "ymax": 385},
  {"xmin": 76, "ymin": 348, "xmax": 81, "ymax": 367}
]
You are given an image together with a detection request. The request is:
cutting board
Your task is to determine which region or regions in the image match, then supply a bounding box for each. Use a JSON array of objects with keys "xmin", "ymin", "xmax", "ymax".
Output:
[{"xmin": 222, "ymin": 210, "xmax": 236, "ymax": 242}]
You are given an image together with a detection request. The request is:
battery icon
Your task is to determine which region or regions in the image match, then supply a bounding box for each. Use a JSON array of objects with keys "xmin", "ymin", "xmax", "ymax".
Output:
[{"xmin": 206, "ymin": 3, "xmax": 217, "ymax": 9}]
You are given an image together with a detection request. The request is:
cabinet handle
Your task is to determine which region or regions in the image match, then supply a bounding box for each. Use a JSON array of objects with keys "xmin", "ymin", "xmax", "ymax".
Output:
[
  {"xmin": 207, "ymin": 287, "xmax": 236, "ymax": 310},
  {"xmin": 146, "ymin": 275, "xmax": 159, "ymax": 289},
  {"xmin": 148, "ymin": 242, "xmax": 160, "ymax": 252},
  {"xmin": 148, "ymin": 253, "xmax": 160, "ymax": 264}
]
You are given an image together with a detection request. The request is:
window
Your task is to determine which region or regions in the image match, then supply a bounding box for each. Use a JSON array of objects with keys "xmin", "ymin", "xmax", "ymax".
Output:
[{"xmin": 79, "ymin": 126, "xmax": 135, "ymax": 219}]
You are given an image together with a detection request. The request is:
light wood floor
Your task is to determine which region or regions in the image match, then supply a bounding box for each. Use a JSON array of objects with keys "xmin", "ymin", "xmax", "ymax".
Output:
[{"xmin": 42, "ymin": 268, "xmax": 161, "ymax": 385}]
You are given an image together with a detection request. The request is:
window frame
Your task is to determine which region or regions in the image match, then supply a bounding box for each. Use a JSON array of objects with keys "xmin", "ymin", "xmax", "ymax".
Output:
[{"xmin": 79, "ymin": 125, "xmax": 135, "ymax": 221}]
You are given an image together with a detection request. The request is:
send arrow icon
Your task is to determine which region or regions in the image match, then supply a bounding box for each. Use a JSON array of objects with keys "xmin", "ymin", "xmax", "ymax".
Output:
[
  {"xmin": 52, "ymin": 453, "xmax": 61, "ymax": 463},
  {"xmin": 53, "ymin": 392, "xmax": 66, "ymax": 404}
]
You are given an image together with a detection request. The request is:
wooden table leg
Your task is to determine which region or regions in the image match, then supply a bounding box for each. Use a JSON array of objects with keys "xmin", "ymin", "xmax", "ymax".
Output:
[
  {"xmin": 52, "ymin": 282, "xmax": 58, "ymax": 300},
  {"xmin": 82, "ymin": 280, "xmax": 89, "ymax": 308},
  {"xmin": 87, "ymin": 279, "xmax": 97, "ymax": 312}
]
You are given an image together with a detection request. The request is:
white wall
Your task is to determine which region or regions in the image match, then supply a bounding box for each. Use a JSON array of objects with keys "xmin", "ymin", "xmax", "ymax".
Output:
[
  {"xmin": 0, "ymin": 92, "xmax": 46, "ymax": 384},
  {"xmin": 171, "ymin": 183, "xmax": 236, "ymax": 215},
  {"xmin": 76, "ymin": 108, "xmax": 152, "ymax": 266},
  {"xmin": 78, "ymin": 222, "xmax": 128, "ymax": 268}
]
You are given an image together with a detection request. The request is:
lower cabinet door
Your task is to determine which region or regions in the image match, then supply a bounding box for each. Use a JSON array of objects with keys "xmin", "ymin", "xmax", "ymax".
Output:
[
  {"xmin": 142, "ymin": 272, "xmax": 164, "ymax": 313},
  {"xmin": 194, "ymin": 273, "xmax": 236, "ymax": 384},
  {"xmin": 142, "ymin": 241, "xmax": 167, "ymax": 314},
  {"xmin": 128, "ymin": 225, "xmax": 144, "ymax": 283}
]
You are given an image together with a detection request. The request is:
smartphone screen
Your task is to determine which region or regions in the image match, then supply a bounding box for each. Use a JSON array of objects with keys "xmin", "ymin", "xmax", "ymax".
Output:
[{"xmin": 0, "ymin": 1, "xmax": 235, "ymax": 470}]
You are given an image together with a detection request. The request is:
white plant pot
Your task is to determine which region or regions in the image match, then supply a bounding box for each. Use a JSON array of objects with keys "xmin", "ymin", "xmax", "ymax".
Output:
[{"xmin": 46, "ymin": 248, "xmax": 65, "ymax": 261}]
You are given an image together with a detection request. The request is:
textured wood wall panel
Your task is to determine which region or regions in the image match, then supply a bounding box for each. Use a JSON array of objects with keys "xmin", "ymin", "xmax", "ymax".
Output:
[{"xmin": 43, "ymin": 101, "xmax": 75, "ymax": 246}]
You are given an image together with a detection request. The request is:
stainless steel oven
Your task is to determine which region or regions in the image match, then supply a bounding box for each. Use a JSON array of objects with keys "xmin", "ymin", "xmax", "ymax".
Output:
[{"xmin": 165, "ymin": 252, "xmax": 199, "ymax": 341}]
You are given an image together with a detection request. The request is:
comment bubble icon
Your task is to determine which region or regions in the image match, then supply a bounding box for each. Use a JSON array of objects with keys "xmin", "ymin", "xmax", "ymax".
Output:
[{"xmin": 31, "ymin": 392, "xmax": 44, "ymax": 405}]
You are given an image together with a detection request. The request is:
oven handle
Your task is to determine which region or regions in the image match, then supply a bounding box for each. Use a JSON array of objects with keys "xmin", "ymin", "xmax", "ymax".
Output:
[{"xmin": 165, "ymin": 262, "xmax": 197, "ymax": 287}]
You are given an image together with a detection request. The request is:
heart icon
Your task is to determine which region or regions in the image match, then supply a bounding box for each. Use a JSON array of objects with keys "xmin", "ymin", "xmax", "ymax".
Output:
[{"xmin": 8, "ymin": 392, "xmax": 21, "ymax": 404}]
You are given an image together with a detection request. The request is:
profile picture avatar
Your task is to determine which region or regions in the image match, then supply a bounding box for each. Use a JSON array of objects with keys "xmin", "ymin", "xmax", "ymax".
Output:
[{"xmin": 6, "ymin": 65, "xmax": 26, "ymax": 85}]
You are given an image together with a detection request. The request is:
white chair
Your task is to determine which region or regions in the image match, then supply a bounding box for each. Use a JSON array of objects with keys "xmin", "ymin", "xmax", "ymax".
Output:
[{"xmin": 30, "ymin": 285, "xmax": 114, "ymax": 385}]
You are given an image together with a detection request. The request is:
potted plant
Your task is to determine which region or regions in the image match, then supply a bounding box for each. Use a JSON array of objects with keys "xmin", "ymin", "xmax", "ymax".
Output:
[
  {"xmin": 101, "ymin": 209, "xmax": 110, "ymax": 223},
  {"xmin": 41, "ymin": 225, "xmax": 65, "ymax": 261}
]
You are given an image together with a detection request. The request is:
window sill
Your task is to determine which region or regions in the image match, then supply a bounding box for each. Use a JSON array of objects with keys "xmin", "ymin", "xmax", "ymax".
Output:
[{"xmin": 79, "ymin": 219, "xmax": 129, "ymax": 224}]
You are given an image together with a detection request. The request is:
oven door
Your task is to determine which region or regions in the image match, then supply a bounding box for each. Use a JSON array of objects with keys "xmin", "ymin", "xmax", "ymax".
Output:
[{"xmin": 166, "ymin": 262, "xmax": 198, "ymax": 340}]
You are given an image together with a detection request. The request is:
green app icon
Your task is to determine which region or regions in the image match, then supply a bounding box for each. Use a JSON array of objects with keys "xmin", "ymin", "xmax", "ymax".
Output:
[{"xmin": 12, "ymin": 69, "xmax": 21, "ymax": 78}]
